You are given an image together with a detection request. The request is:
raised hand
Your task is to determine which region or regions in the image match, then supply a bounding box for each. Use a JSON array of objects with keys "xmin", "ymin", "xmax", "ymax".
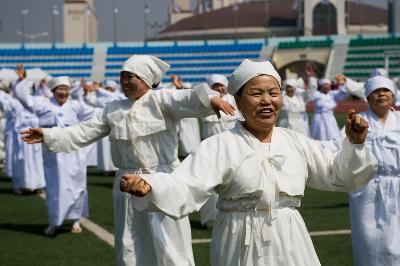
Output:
[
  {"xmin": 20, "ymin": 128, "xmax": 44, "ymax": 144},
  {"xmin": 345, "ymin": 110, "xmax": 369, "ymax": 144},
  {"xmin": 15, "ymin": 64, "xmax": 26, "ymax": 81},
  {"xmin": 335, "ymin": 74, "xmax": 347, "ymax": 85},
  {"xmin": 120, "ymin": 174, "xmax": 152, "ymax": 197},
  {"xmin": 210, "ymin": 96, "xmax": 236, "ymax": 118}
]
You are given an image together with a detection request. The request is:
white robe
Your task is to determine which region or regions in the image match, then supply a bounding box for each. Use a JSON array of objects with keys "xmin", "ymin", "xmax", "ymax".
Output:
[
  {"xmin": 0, "ymin": 90, "xmax": 45, "ymax": 189},
  {"xmin": 134, "ymin": 123, "xmax": 377, "ymax": 266},
  {"xmin": 278, "ymin": 89, "xmax": 310, "ymax": 137},
  {"xmin": 14, "ymin": 80, "xmax": 95, "ymax": 225},
  {"xmin": 84, "ymin": 88, "xmax": 124, "ymax": 172},
  {"xmin": 41, "ymin": 86, "xmax": 216, "ymax": 266},
  {"xmin": 322, "ymin": 109, "xmax": 400, "ymax": 266},
  {"xmin": 0, "ymin": 92, "xmax": 14, "ymax": 177},
  {"xmin": 308, "ymin": 77, "xmax": 348, "ymax": 140},
  {"xmin": 199, "ymin": 93, "xmax": 241, "ymax": 226}
]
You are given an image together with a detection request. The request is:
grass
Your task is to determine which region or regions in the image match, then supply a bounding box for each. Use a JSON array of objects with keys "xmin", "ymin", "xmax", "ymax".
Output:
[{"xmin": 0, "ymin": 112, "xmax": 354, "ymax": 265}]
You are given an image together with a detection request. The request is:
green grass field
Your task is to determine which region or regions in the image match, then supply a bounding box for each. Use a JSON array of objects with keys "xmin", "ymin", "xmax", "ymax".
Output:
[{"xmin": 0, "ymin": 113, "xmax": 354, "ymax": 265}]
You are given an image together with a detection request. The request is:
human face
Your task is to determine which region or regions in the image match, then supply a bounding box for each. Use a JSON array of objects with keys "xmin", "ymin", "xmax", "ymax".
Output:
[
  {"xmin": 211, "ymin": 83, "xmax": 227, "ymax": 96},
  {"xmin": 285, "ymin": 85, "xmax": 295, "ymax": 97},
  {"xmin": 120, "ymin": 71, "xmax": 150, "ymax": 100},
  {"xmin": 53, "ymin": 85, "xmax": 70, "ymax": 105},
  {"xmin": 234, "ymin": 75, "xmax": 282, "ymax": 140},
  {"xmin": 320, "ymin": 83, "xmax": 331, "ymax": 94},
  {"xmin": 105, "ymin": 86, "xmax": 116, "ymax": 93},
  {"xmin": 368, "ymin": 88, "xmax": 393, "ymax": 115}
]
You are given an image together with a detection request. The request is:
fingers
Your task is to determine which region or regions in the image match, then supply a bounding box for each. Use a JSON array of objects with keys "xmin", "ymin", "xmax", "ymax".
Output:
[
  {"xmin": 120, "ymin": 174, "xmax": 151, "ymax": 197},
  {"xmin": 347, "ymin": 109, "xmax": 355, "ymax": 121}
]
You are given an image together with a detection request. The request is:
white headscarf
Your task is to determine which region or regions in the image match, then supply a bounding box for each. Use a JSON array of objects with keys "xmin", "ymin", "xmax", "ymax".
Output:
[
  {"xmin": 227, "ymin": 59, "xmax": 281, "ymax": 95},
  {"xmin": 50, "ymin": 76, "xmax": 71, "ymax": 91},
  {"xmin": 318, "ymin": 78, "xmax": 331, "ymax": 86},
  {"xmin": 121, "ymin": 55, "xmax": 170, "ymax": 88},
  {"xmin": 365, "ymin": 75, "xmax": 396, "ymax": 98},
  {"xmin": 283, "ymin": 78, "xmax": 298, "ymax": 90},
  {"xmin": 370, "ymin": 68, "xmax": 388, "ymax": 78},
  {"xmin": 207, "ymin": 74, "xmax": 229, "ymax": 87},
  {"xmin": 105, "ymin": 80, "xmax": 118, "ymax": 89}
]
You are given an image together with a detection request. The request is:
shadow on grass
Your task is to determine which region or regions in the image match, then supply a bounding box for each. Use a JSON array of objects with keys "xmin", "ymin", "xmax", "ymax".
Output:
[
  {"xmin": 89, "ymin": 182, "xmax": 113, "ymax": 189},
  {"xmin": 190, "ymin": 219, "xmax": 206, "ymax": 230},
  {"xmin": 0, "ymin": 223, "xmax": 73, "ymax": 237},
  {"xmin": 304, "ymin": 202, "xmax": 349, "ymax": 209}
]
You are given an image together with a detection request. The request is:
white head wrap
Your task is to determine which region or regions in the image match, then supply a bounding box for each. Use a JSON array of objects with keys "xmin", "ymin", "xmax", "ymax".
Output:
[
  {"xmin": 121, "ymin": 55, "xmax": 170, "ymax": 88},
  {"xmin": 227, "ymin": 59, "xmax": 281, "ymax": 95},
  {"xmin": 207, "ymin": 74, "xmax": 228, "ymax": 88},
  {"xmin": 318, "ymin": 78, "xmax": 332, "ymax": 86},
  {"xmin": 365, "ymin": 75, "xmax": 396, "ymax": 98},
  {"xmin": 50, "ymin": 76, "xmax": 71, "ymax": 91},
  {"xmin": 370, "ymin": 68, "xmax": 388, "ymax": 78},
  {"xmin": 105, "ymin": 80, "xmax": 118, "ymax": 89},
  {"xmin": 283, "ymin": 78, "xmax": 298, "ymax": 90}
]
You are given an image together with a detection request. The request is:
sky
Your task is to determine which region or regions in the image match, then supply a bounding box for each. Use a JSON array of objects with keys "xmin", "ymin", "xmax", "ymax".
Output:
[{"xmin": 0, "ymin": 0, "xmax": 388, "ymax": 44}]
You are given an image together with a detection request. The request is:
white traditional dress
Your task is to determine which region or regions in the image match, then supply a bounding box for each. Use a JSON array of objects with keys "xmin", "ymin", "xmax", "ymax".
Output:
[
  {"xmin": 14, "ymin": 79, "xmax": 95, "ymax": 226},
  {"xmin": 200, "ymin": 92, "xmax": 241, "ymax": 226},
  {"xmin": 0, "ymin": 92, "xmax": 14, "ymax": 177},
  {"xmin": 134, "ymin": 122, "xmax": 377, "ymax": 266},
  {"xmin": 278, "ymin": 88, "xmax": 310, "ymax": 136},
  {"xmin": 41, "ymin": 85, "xmax": 216, "ymax": 266},
  {"xmin": 323, "ymin": 109, "xmax": 400, "ymax": 266},
  {"xmin": 308, "ymin": 77, "xmax": 348, "ymax": 140},
  {"xmin": 84, "ymin": 88, "xmax": 124, "ymax": 172},
  {"xmin": 0, "ymin": 90, "xmax": 45, "ymax": 189}
]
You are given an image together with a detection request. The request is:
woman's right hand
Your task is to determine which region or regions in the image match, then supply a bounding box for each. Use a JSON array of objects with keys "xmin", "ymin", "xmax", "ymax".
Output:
[
  {"xmin": 20, "ymin": 128, "xmax": 44, "ymax": 144},
  {"xmin": 120, "ymin": 174, "xmax": 152, "ymax": 197}
]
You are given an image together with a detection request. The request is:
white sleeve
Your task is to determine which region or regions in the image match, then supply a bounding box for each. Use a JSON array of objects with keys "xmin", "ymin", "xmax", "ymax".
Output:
[
  {"xmin": 13, "ymin": 79, "xmax": 48, "ymax": 115},
  {"xmin": 303, "ymin": 135, "xmax": 377, "ymax": 192},
  {"xmin": 345, "ymin": 78, "xmax": 366, "ymax": 100},
  {"xmin": 43, "ymin": 108, "xmax": 110, "ymax": 153},
  {"xmin": 132, "ymin": 137, "xmax": 225, "ymax": 220},
  {"xmin": 84, "ymin": 88, "xmax": 116, "ymax": 108},
  {"xmin": 159, "ymin": 83, "xmax": 215, "ymax": 120}
]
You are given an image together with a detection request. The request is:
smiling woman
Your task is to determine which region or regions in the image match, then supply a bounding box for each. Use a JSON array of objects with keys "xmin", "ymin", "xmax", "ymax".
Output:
[{"xmin": 120, "ymin": 59, "xmax": 378, "ymax": 266}]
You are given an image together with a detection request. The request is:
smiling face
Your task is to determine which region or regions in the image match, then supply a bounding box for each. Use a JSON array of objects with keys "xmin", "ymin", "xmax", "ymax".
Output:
[
  {"xmin": 119, "ymin": 71, "xmax": 150, "ymax": 100},
  {"xmin": 234, "ymin": 75, "xmax": 282, "ymax": 141},
  {"xmin": 367, "ymin": 88, "xmax": 393, "ymax": 115},
  {"xmin": 320, "ymin": 83, "xmax": 331, "ymax": 94},
  {"xmin": 53, "ymin": 85, "xmax": 70, "ymax": 105}
]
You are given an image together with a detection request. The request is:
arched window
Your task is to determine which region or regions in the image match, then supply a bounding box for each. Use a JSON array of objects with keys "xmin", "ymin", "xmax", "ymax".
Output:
[{"xmin": 313, "ymin": 2, "xmax": 337, "ymax": 35}]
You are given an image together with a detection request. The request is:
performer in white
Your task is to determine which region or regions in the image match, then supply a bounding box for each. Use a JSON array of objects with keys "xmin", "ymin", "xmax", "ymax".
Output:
[
  {"xmin": 199, "ymin": 74, "xmax": 241, "ymax": 229},
  {"xmin": 278, "ymin": 79, "xmax": 310, "ymax": 136},
  {"xmin": 20, "ymin": 55, "xmax": 235, "ymax": 266},
  {"xmin": 0, "ymin": 80, "xmax": 45, "ymax": 194},
  {"xmin": 322, "ymin": 75, "xmax": 400, "ymax": 266},
  {"xmin": 120, "ymin": 59, "xmax": 377, "ymax": 266},
  {"xmin": 308, "ymin": 76, "xmax": 349, "ymax": 140},
  {"xmin": 15, "ymin": 66, "xmax": 95, "ymax": 236}
]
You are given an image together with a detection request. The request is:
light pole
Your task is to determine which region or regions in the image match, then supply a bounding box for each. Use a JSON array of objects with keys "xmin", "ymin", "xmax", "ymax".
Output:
[
  {"xmin": 232, "ymin": 2, "xmax": 239, "ymax": 40},
  {"xmin": 52, "ymin": 5, "xmax": 59, "ymax": 47},
  {"xmin": 83, "ymin": 5, "xmax": 91, "ymax": 45},
  {"xmin": 113, "ymin": 1, "xmax": 118, "ymax": 46},
  {"xmin": 144, "ymin": 3, "xmax": 150, "ymax": 43},
  {"xmin": 20, "ymin": 7, "xmax": 29, "ymax": 47}
]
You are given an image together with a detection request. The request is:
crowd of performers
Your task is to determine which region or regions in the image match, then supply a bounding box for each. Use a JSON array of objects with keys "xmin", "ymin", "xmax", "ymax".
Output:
[{"xmin": 0, "ymin": 55, "xmax": 399, "ymax": 265}]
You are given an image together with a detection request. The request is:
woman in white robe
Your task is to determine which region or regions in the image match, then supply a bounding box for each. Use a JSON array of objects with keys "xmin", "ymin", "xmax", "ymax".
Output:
[
  {"xmin": 278, "ymin": 79, "xmax": 310, "ymax": 136},
  {"xmin": 14, "ymin": 70, "xmax": 95, "ymax": 236},
  {"xmin": 308, "ymin": 77, "xmax": 349, "ymax": 140},
  {"xmin": 120, "ymin": 59, "xmax": 377, "ymax": 266},
  {"xmin": 0, "ymin": 91, "xmax": 14, "ymax": 178},
  {"xmin": 20, "ymin": 55, "xmax": 236, "ymax": 266},
  {"xmin": 83, "ymin": 81, "xmax": 123, "ymax": 172},
  {"xmin": 200, "ymin": 74, "xmax": 241, "ymax": 229},
  {"xmin": 322, "ymin": 76, "xmax": 400, "ymax": 266},
  {"xmin": 0, "ymin": 89, "xmax": 45, "ymax": 193}
]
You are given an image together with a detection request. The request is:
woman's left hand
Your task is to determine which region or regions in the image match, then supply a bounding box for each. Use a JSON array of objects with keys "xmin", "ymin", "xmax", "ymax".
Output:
[
  {"xmin": 345, "ymin": 110, "xmax": 369, "ymax": 144},
  {"xmin": 210, "ymin": 96, "xmax": 236, "ymax": 118}
]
